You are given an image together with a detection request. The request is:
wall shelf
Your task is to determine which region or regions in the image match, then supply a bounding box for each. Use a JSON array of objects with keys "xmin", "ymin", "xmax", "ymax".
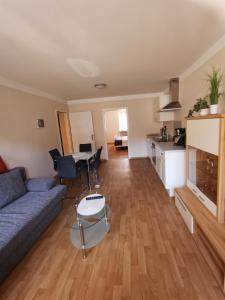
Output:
[{"xmin": 186, "ymin": 114, "xmax": 225, "ymax": 120}]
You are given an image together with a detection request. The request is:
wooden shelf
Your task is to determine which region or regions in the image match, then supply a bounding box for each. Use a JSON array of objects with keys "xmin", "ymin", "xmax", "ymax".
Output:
[
  {"xmin": 175, "ymin": 186, "xmax": 225, "ymax": 265},
  {"xmin": 186, "ymin": 114, "xmax": 225, "ymax": 120}
]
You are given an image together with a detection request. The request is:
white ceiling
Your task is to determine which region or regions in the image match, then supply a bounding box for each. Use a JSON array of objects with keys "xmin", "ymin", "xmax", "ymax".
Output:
[{"xmin": 0, "ymin": 0, "xmax": 225, "ymax": 101}]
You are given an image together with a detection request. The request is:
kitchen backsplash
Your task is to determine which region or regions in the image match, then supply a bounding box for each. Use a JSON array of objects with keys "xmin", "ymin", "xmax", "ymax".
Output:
[{"xmin": 162, "ymin": 121, "xmax": 182, "ymax": 138}]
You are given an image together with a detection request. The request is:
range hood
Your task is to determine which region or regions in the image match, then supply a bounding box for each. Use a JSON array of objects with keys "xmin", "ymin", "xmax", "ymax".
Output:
[{"xmin": 160, "ymin": 78, "xmax": 182, "ymax": 111}]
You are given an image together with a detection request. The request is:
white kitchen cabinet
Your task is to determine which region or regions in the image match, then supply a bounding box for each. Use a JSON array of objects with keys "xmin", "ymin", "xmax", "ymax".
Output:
[
  {"xmin": 155, "ymin": 147, "xmax": 160, "ymax": 176},
  {"xmin": 147, "ymin": 137, "xmax": 186, "ymax": 197},
  {"xmin": 156, "ymin": 148, "xmax": 164, "ymax": 180},
  {"xmin": 146, "ymin": 138, "xmax": 152, "ymax": 159},
  {"xmin": 164, "ymin": 150, "xmax": 186, "ymax": 196}
]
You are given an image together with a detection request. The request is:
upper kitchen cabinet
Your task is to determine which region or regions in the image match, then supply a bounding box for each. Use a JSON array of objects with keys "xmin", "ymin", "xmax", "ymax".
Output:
[{"xmin": 154, "ymin": 94, "xmax": 175, "ymax": 122}]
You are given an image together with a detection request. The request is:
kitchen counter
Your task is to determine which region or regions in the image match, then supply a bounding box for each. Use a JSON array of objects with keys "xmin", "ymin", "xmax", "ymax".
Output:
[
  {"xmin": 147, "ymin": 136, "xmax": 185, "ymax": 152},
  {"xmin": 152, "ymin": 141, "xmax": 185, "ymax": 151},
  {"xmin": 146, "ymin": 136, "xmax": 186, "ymax": 197}
]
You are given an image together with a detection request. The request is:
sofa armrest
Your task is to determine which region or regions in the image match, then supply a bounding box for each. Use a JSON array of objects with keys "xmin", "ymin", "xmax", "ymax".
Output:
[{"xmin": 26, "ymin": 178, "xmax": 56, "ymax": 192}]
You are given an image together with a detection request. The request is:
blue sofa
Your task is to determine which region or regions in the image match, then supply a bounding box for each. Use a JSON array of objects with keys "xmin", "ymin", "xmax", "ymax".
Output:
[{"xmin": 0, "ymin": 167, "xmax": 67, "ymax": 283}]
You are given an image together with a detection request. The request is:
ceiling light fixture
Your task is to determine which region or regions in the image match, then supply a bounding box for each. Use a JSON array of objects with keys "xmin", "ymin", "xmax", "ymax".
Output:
[{"xmin": 94, "ymin": 83, "xmax": 107, "ymax": 89}]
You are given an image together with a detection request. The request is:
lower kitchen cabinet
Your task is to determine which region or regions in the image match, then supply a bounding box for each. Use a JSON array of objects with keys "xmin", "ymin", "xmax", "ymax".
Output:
[
  {"xmin": 147, "ymin": 137, "xmax": 186, "ymax": 197},
  {"xmin": 163, "ymin": 150, "xmax": 186, "ymax": 196}
]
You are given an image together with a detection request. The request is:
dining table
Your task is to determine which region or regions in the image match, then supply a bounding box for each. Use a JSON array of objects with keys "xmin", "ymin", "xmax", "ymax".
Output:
[{"xmin": 72, "ymin": 150, "xmax": 97, "ymax": 190}]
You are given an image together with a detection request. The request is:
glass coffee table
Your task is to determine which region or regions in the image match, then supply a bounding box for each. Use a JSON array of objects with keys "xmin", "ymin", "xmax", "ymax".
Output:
[{"xmin": 68, "ymin": 190, "xmax": 111, "ymax": 258}]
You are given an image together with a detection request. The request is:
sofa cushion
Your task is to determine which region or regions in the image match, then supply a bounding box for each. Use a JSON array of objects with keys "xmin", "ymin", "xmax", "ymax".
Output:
[
  {"xmin": 0, "ymin": 168, "xmax": 27, "ymax": 209},
  {"xmin": 0, "ymin": 157, "xmax": 8, "ymax": 174},
  {"xmin": 0, "ymin": 185, "xmax": 66, "ymax": 262},
  {"xmin": 26, "ymin": 177, "xmax": 56, "ymax": 192}
]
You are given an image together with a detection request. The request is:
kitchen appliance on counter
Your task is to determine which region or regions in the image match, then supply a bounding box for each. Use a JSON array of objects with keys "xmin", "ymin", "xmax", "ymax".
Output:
[
  {"xmin": 160, "ymin": 126, "xmax": 169, "ymax": 142},
  {"xmin": 174, "ymin": 128, "xmax": 186, "ymax": 146}
]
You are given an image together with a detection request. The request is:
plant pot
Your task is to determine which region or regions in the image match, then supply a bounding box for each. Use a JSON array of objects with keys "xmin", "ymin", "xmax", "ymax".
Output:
[
  {"xmin": 200, "ymin": 108, "xmax": 209, "ymax": 116},
  {"xmin": 210, "ymin": 104, "xmax": 218, "ymax": 114}
]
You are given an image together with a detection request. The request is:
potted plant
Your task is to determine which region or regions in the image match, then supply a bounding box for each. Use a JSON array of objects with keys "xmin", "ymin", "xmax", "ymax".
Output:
[
  {"xmin": 187, "ymin": 97, "xmax": 209, "ymax": 117},
  {"xmin": 187, "ymin": 109, "xmax": 194, "ymax": 117},
  {"xmin": 197, "ymin": 97, "xmax": 209, "ymax": 116},
  {"xmin": 207, "ymin": 67, "xmax": 223, "ymax": 114},
  {"xmin": 193, "ymin": 99, "xmax": 201, "ymax": 114}
]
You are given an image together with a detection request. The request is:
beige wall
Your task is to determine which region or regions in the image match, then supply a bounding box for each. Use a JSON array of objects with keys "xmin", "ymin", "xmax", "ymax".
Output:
[
  {"xmin": 0, "ymin": 85, "xmax": 67, "ymax": 177},
  {"xmin": 176, "ymin": 47, "xmax": 225, "ymax": 126},
  {"xmin": 68, "ymin": 98, "xmax": 160, "ymax": 159},
  {"xmin": 105, "ymin": 110, "xmax": 119, "ymax": 143}
]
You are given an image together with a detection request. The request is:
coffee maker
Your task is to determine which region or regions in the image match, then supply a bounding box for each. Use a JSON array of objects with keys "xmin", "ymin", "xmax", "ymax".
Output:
[{"xmin": 173, "ymin": 128, "xmax": 186, "ymax": 146}]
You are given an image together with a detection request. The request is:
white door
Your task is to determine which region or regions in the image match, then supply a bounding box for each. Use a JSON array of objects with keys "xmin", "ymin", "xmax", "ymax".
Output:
[{"xmin": 69, "ymin": 111, "xmax": 95, "ymax": 152}]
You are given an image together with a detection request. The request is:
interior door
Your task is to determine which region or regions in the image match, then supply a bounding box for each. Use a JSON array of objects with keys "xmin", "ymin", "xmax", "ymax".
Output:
[
  {"xmin": 69, "ymin": 111, "xmax": 95, "ymax": 152},
  {"xmin": 57, "ymin": 111, "xmax": 74, "ymax": 155}
]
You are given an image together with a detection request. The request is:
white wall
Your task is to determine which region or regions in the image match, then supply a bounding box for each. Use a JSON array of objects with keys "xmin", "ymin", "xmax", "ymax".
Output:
[
  {"xmin": 68, "ymin": 97, "xmax": 160, "ymax": 159},
  {"xmin": 175, "ymin": 46, "xmax": 225, "ymax": 125},
  {"xmin": 0, "ymin": 85, "xmax": 67, "ymax": 177},
  {"xmin": 104, "ymin": 110, "xmax": 119, "ymax": 143}
]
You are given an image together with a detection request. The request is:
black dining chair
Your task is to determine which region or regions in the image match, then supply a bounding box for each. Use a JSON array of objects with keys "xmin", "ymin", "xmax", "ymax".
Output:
[
  {"xmin": 89, "ymin": 146, "xmax": 103, "ymax": 184},
  {"xmin": 49, "ymin": 148, "xmax": 62, "ymax": 171},
  {"xmin": 56, "ymin": 155, "xmax": 81, "ymax": 183},
  {"xmin": 79, "ymin": 143, "xmax": 92, "ymax": 152},
  {"xmin": 56, "ymin": 155, "xmax": 88, "ymax": 198}
]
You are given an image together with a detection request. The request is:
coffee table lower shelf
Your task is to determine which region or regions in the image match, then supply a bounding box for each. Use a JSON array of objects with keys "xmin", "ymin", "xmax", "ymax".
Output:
[
  {"xmin": 70, "ymin": 205, "xmax": 111, "ymax": 258},
  {"xmin": 71, "ymin": 220, "xmax": 110, "ymax": 249}
]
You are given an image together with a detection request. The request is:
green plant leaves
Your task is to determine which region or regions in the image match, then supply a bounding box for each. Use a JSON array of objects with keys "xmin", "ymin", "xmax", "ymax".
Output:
[{"xmin": 207, "ymin": 67, "xmax": 223, "ymax": 105}]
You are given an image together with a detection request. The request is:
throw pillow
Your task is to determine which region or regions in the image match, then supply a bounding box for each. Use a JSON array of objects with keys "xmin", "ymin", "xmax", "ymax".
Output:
[
  {"xmin": 0, "ymin": 157, "xmax": 8, "ymax": 174},
  {"xmin": 0, "ymin": 168, "xmax": 27, "ymax": 208},
  {"xmin": 26, "ymin": 177, "xmax": 56, "ymax": 192}
]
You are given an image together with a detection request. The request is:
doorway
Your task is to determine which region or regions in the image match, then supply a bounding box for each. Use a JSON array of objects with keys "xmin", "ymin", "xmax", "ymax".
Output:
[
  {"xmin": 57, "ymin": 111, "xmax": 74, "ymax": 155},
  {"xmin": 69, "ymin": 111, "xmax": 95, "ymax": 152},
  {"xmin": 103, "ymin": 108, "xmax": 129, "ymax": 159}
]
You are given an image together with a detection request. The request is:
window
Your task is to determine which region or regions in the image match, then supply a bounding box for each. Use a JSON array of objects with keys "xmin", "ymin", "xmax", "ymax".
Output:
[{"xmin": 118, "ymin": 109, "xmax": 128, "ymax": 131}]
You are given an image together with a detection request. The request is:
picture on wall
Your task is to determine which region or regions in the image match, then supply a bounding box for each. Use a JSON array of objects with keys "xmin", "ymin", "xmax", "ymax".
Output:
[{"xmin": 36, "ymin": 119, "xmax": 45, "ymax": 128}]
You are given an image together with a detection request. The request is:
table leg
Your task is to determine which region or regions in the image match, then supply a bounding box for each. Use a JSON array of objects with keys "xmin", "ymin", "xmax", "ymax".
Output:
[
  {"xmin": 87, "ymin": 159, "xmax": 91, "ymax": 190},
  {"xmin": 104, "ymin": 205, "xmax": 108, "ymax": 225},
  {"xmin": 79, "ymin": 223, "xmax": 86, "ymax": 259},
  {"xmin": 75, "ymin": 204, "xmax": 79, "ymax": 224}
]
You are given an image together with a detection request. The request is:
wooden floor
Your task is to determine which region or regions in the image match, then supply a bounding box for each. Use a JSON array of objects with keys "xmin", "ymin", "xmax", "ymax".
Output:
[
  {"xmin": 0, "ymin": 159, "xmax": 224, "ymax": 300},
  {"xmin": 107, "ymin": 143, "xmax": 128, "ymax": 159}
]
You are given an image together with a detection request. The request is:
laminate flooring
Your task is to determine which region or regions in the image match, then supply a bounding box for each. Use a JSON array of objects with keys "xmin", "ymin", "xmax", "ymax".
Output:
[
  {"xmin": 0, "ymin": 159, "xmax": 224, "ymax": 300},
  {"xmin": 107, "ymin": 143, "xmax": 128, "ymax": 159}
]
